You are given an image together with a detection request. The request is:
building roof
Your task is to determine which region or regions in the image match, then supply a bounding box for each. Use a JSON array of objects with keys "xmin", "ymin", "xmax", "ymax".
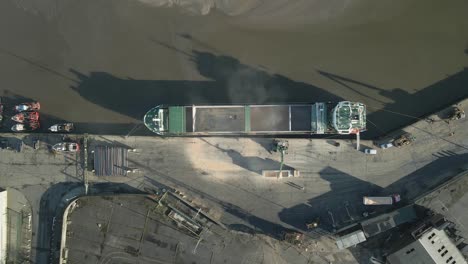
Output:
[
  {"xmin": 361, "ymin": 205, "xmax": 417, "ymax": 237},
  {"xmin": 416, "ymin": 170, "xmax": 468, "ymax": 239},
  {"xmin": 387, "ymin": 228, "xmax": 467, "ymax": 264},
  {"xmin": 336, "ymin": 230, "xmax": 367, "ymax": 250},
  {"xmin": 0, "ymin": 190, "xmax": 7, "ymax": 264}
]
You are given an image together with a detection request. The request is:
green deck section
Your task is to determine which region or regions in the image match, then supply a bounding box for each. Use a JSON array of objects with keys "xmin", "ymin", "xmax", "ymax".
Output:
[
  {"xmin": 168, "ymin": 106, "xmax": 186, "ymax": 133},
  {"xmin": 244, "ymin": 106, "xmax": 251, "ymax": 132}
]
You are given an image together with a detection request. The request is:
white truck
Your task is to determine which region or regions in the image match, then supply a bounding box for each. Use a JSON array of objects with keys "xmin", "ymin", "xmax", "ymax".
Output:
[{"xmin": 363, "ymin": 194, "xmax": 401, "ymax": 205}]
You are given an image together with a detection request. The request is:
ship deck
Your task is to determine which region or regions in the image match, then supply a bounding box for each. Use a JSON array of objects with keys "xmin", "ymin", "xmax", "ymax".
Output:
[{"xmin": 182, "ymin": 105, "xmax": 314, "ymax": 133}]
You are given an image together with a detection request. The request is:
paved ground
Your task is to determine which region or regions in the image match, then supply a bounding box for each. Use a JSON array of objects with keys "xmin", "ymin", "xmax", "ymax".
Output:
[
  {"xmin": 61, "ymin": 194, "xmax": 326, "ymax": 264},
  {"xmin": 1, "ymin": 99, "xmax": 467, "ymax": 263},
  {"xmin": 0, "ymin": 0, "xmax": 467, "ymax": 137},
  {"xmin": 416, "ymin": 170, "xmax": 468, "ymax": 239}
]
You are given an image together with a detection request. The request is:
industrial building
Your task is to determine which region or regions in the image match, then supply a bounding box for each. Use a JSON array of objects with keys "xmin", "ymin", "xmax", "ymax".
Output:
[
  {"xmin": 0, "ymin": 189, "xmax": 6, "ymax": 264},
  {"xmin": 387, "ymin": 228, "xmax": 467, "ymax": 264},
  {"xmin": 0, "ymin": 188, "xmax": 32, "ymax": 264}
]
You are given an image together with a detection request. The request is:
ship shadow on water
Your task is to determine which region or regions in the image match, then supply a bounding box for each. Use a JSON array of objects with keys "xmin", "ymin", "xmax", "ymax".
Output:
[
  {"xmin": 68, "ymin": 46, "xmax": 468, "ymax": 138},
  {"xmin": 68, "ymin": 49, "xmax": 343, "ymax": 137},
  {"xmin": 318, "ymin": 68, "xmax": 468, "ymax": 138}
]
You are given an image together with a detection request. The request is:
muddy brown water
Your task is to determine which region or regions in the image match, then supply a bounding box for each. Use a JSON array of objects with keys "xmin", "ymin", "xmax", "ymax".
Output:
[{"xmin": 0, "ymin": 0, "xmax": 467, "ymax": 137}]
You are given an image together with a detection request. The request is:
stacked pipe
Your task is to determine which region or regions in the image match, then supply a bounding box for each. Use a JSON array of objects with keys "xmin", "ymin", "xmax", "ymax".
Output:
[{"xmin": 94, "ymin": 146, "xmax": 128, "ymax": 176}]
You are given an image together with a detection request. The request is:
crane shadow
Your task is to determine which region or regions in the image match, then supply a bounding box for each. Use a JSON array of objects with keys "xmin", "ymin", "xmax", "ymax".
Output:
[{"xmin": 318, "ymin": 68, "xmax": 468, "ymax": 138}]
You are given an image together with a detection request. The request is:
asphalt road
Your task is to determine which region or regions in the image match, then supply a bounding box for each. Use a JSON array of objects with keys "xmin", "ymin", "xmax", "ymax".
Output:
[{"xmin": 0, "ymin": 0, "xmax": 467, "ymax": 137}]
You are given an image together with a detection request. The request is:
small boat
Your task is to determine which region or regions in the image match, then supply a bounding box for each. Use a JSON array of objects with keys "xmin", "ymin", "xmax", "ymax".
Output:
[
  {"xmin": 11, "ymin": 111, "xmax": 40, "ymax": 123},
  {"xmin": 52, "ymin": 142, "xmax": 80, "ymax": 152},
  {"xmin": 48, "ymin": 123, "xmax": 74, "ymax": 133},
  {"xmin": 14, "ymin": 102, "xmax": 40, "ymax": 112},
  {"xmin": 11, "ymin": 121, "xmax": 40, "ymax": 132}
]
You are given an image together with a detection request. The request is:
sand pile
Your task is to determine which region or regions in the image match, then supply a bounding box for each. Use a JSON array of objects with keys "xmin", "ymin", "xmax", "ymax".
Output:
[
  {"xmin": 135, "ymin": 0, "xmax": 268, "ymax": 16},
  {"xmin": 136, "ymin": 0, "xmax": 355, "ymax": 23},
  {"xmin": 133, "ymin": 0, "xmax": 426, "ymax": 30}
]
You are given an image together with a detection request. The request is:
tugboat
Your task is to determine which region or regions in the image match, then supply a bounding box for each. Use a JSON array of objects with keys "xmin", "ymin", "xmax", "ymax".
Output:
[
  {"xmin": 14, "ymin": 102, "xmax": 40, "ymax": 112},
  {"xmin": 11, "ymin": 121, "xmax": 40, "ymax": 132},
  {"xmin": 11, "ymin": 111, "xmax": 40, "ymax": 123},
  {"xmin": 48, "ymin": 123, "xmax": 74, "ymax": 133},
  {"xmin": 52, "ymin": 142, "xmax": 80, "ymax": 153}
]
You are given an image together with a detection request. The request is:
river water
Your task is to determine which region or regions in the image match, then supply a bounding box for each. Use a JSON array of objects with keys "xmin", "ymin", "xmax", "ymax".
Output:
[{"xmin": 0, "ymin": 0, "xmax": 467, "ymax": 137}]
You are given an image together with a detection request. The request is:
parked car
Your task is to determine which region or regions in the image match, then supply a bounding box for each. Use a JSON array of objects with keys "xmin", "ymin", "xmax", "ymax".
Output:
[
  {"xmin": 364, "ymin": 149, "xmax": 377, "ymax": 155},
  {"xmin": 379, "ymin": 142, "xmax": 393, "ymax": 149}
]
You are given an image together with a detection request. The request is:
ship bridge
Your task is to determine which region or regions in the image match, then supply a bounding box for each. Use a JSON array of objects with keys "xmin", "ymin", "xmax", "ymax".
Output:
[{"xmin": 331, "ymin": 101, "xmax": 366, "ymax": 134}]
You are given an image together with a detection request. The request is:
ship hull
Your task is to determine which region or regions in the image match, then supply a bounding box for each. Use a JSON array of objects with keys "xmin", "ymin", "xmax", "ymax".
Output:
[{"xmin": 144, "ymin": 102, "xmax": 367, "ymax": 136}]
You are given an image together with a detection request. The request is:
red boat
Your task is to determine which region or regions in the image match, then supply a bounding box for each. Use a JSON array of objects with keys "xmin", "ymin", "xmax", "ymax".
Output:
[
  {"xmin": 14, "ymin": 102, "xmax": 40, "ymax": 112},
  {"xmin": 11, "ymin": 121, "xmax": 40, "ymax": 132},
  {"xmin": 11, "ymin": 111, "xmax": 40, "ymax": 123}
]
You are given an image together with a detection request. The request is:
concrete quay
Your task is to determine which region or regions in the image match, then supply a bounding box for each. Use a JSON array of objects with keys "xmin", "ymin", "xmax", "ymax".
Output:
[{"xmin": 0, "ymin": 98, "xmax": 467, "ymax": 263}]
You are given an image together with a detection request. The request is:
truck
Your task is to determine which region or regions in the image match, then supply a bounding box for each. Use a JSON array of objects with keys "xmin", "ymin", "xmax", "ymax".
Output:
[
  {"xmin": 448, "ymin": 106, "xmax": 465, "ymax": 121},
  {"xmin": 363, "ymin": 194, "xmax": 401, "ymax": 205},
  {"xmin": 393, "ymin": 133, "xmax": 415, "ymax": 148},
  {"xmin": 143, "ymin": 101, "xmax": 366, "ymax": 136}
]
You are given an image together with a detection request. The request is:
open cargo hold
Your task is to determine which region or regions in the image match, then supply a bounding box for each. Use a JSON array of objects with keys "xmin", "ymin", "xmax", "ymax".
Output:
[{"xmin": 144, "ymin": 101, "xmax": 366, "ymax": 136}]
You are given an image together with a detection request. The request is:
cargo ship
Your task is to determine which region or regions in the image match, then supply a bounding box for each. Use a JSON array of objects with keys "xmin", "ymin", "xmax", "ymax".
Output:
[{"xmin": 143, "ymin": 101, "xmax": 366, "ymax": 136}]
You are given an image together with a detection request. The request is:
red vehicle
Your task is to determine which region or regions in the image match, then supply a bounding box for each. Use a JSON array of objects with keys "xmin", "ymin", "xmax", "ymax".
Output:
[
  {"xmin": 11, "ymin": 111, "xmax": 40, "ymax": 123},
  {"xmin": 14, "ymin": 102, "xmax": 40, "ymax": 112}
]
